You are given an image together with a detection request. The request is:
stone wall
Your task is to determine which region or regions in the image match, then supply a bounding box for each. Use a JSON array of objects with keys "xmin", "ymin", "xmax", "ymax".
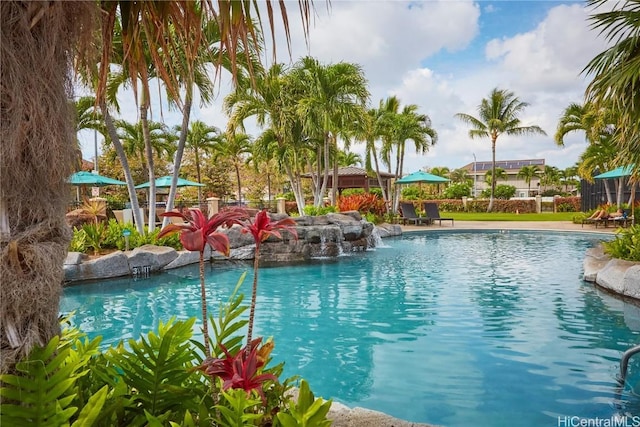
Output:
[{"xmin": 64, "ymin": 212, "xmax": 401, "ymax": 283}]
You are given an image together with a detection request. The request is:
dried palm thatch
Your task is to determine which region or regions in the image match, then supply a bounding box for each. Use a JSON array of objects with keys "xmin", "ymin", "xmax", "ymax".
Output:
[{"xmin": 0, "ymin": 1, "xmax": 96, "ymax": 373}]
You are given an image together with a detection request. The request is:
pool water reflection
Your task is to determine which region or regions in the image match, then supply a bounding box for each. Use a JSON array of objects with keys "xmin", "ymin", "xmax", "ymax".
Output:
[{"xmin": 61, "ymin": 231, "xmax": 640, "ymax": 426}]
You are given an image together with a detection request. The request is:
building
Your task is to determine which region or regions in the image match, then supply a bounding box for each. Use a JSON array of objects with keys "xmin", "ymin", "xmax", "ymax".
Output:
[{"xmin": 460, "ymin": 158, "xmax": 545, "ymax": 197}]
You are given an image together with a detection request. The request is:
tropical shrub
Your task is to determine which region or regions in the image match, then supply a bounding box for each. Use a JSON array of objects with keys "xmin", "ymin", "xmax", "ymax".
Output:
[
  {"xmin": 554, "ymin": 196, "xmax": 580, "ymax": 212},
  {"xmin": 0, "ymin": 287, "xmax": 332, "ymax": 427},
  {"xmin": 443, "ymin": 182, "xmax": 471, "ymax": 199},
  {"xmin": 337, "ymin": 193, "xmax": 386, "ymax": 216},
  {"xmin": 303, "ymin": 205, "xmax": 337, "ymax": 216},
  {"xmin": 400, "ymin": 185, "xmax": 426, "ymax": 200},
  {"xmin": 603, "ymin": 225, "xmax": 640, "ymax": 261},
  {"xmin": 480, "ymin": 184, "xmax": 516, "ymax": 199}
]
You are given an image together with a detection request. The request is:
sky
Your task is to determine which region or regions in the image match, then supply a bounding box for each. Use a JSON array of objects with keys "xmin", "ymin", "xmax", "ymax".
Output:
[{"xmin": 79, "ymin": 0, "xmax": 610, "ymax": 175}]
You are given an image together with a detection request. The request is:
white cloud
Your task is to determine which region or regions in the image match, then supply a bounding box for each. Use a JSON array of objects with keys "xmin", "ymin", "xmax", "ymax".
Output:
[{"xmin": 79, "ymin": 1, "xmax": 607, "ymax": 175}]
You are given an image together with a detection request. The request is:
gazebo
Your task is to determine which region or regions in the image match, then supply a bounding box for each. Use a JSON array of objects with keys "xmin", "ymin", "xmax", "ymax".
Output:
[{"xmin": 302, "ymin": 167, "xmax": 395, "ymax": 194}]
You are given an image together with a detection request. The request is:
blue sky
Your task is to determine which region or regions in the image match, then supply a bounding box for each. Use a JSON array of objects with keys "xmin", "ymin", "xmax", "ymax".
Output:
[{"xmin": 80, "ymin": 0, "xmax": 608, "ymax": 175}]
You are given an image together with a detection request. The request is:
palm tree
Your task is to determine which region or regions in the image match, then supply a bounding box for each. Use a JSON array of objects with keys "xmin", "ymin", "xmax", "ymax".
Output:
[
  {"xmin": 117, "ymin": 120, "xmax": 176, "ymax": 180},
  {"xmin": 2, "ymin": 0, "xmax": 314, "ymax": 373},
  {"xmin": 484, "ymin": 167, "xmax": 507, "ymax": 186},
  {"xmin": 539, "ymin": 165, "xmax": 561, "ymax": 194},
  {"xmin": 455, "ymin": 88, "xmax": 546, "ymax": 212},
  {"xmin": 182, "ymin": 121, "xmax": 220, "ymax": 204},
  {"xmin": 517, "ymin": 165, "xmax": 540, "ymax": 196},
  {"xmin": 214, "ymin": 131, "xmax": 253, "ymax": 206},
  {"xmin": 338, "ymin": 150, "xmax": 363, "ymax": 167},
  {"xmin": 290, "ymin": 57, "xmax": 370, "ymax": 206},
  {"xmin": 584, "ymin": 0, "xmax": 640, "ymax": 174},
  {"xmin": 449, "ymin": 168, "xmax": 472, "ymax": 186},
  {"xmin": 390, "ymin": 104, "xmax": 437, "ymax": 212},
  {"xmin": 430, "ymin": 166, "xmax": 450, "ymax": 195}
]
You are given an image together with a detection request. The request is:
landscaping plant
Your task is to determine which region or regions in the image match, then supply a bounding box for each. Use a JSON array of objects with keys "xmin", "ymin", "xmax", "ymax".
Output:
[
  {"xmin": 158, "ymin": 208, "xmax": 246, "ymax": 357},
  {"xmin": 241, "ymin": 209, "xmax": 298, "ymax": 348}
]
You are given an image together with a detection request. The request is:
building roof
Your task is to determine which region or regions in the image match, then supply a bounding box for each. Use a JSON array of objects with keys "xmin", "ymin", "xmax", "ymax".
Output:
[{"xmin": 460, "ymin": 158, "xmax": 545, "ymax": 173}]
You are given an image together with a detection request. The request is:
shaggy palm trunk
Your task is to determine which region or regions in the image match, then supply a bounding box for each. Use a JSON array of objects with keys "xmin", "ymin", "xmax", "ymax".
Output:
[
  {"xmin": 246, "ymin": 245, "xmax": 260, "ymax": 350},
  {"xmin": 1, "ymin": 1, "xmax": 95, "ymax": 373},
  {"xmin": 140, "ymin": 100, "xmax": 156, "ymax": 233},
  {"xmin": 199, "ymin": 251, "xmax": 211, "ymax": 358}
]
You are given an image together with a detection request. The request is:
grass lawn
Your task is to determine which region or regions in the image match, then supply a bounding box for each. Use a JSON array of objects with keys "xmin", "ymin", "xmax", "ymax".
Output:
[{"xmin": 445, "ymin": 212, "xmax": 578, "ymax": 221}]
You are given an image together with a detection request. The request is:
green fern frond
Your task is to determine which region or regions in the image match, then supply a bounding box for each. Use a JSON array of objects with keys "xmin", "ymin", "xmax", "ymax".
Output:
[{"xmin": 211, "ymin": 273, "xmax": 249, "ymax": 357}]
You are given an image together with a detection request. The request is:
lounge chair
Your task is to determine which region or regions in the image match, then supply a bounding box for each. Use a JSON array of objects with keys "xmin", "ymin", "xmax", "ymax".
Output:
[
  {"xmin": 423, "ymin": 202, "xmax": 454, "ymax": 226},
  {"xmin": 399, "ymin": 202, "xmax": 431, "ymax": 226}
]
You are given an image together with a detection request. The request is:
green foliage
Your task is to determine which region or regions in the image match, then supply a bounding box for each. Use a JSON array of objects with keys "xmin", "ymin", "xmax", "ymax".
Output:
[
  {"xmin": 0, "ymin": 324, "xmax": 103, "ymax": 427},
  {"xmin": 82, "ymin": 222, "xmax": 107, "ymax": 255},
  {"xmin": 69, "ymin": 228, "xmax": 88, "ymax": 253},
  {"xmin": 69, "ymin": 219, "xmax": 182, "ymax": 254},
  {"xmin": 211, "ymin": 275, "xmax": 249, "ymax": 357},
  {"xmin": 215, "ymin": 388, "xmax": 263, "ymax": 427},
  {"xmin": 603, "ymin": 225, "xmax": 640, "ymax": 261},
  {"xmin": 276, "ymin": 380, "xmax": 332, "ymax": 427},
  {"xmin": 443, "ymin": 182, "xmax": 471, "ymax": 199},
  {"xmin": 341, "ymin": 188, "xmax": 364, "ymax": 197},
  {"xmin": 104, "ymin": 318, "xmax": 206, "ymax": 425},
  {"xmin": 303, "ymin": 205, "xmax": 338, "ymax": 216},
  {"xmin": 278, "ymin": 192, "xmax": 297, "ymax": 202},
  {"xmin": 400, "ymin": 185, "xmax": 427, "ymax": 200},
  {"xmin": 2, "ymin": 291, "xmax": 331, "ymax": 427},
  {"xmin": 363, "ymin": 212, "xmax": 379, "ymax": 224},
  {"xmin": 480, "ymin": 184, "xmax": 516, "ymax": 200}
]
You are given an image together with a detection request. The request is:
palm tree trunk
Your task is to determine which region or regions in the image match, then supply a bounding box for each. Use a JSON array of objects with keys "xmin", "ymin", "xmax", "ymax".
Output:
[
  {"xmin": 331, "ymin": 136, "xmax": 339, "ymax": 206},
  {"xmin": 1, "ymin": 0, "xmax": 94, "ymax": 373},
  {"xmin": 235, "ymin": 162, "xmax": 242, "ymax": 206},
  {"xmin": 101, "ymin": 104, "xmax": 145, "ymax": 233},
  {"xmin": 603, "ymin": 180, "xmax": 613, "ymax": 205},
  {"xmin": 616, "ymin": 177, "xmax": 624, "ymax": 208},
  {"xmin": 140, "ymin": 98, "xmax": 156, "ymax": 233},
  {"xmin": 247, "ymin": 247, "xmax": 260, "ymax": 349},
  {"xmin": 318, "ymin": 133, "xmax": 330, "ymax": 207},
  {"xmin": 371, "ymin": 142, "xmax": 389, "ymax": 210},
  {"xmin": 199, "ymin": 251, "xmax": 211, "ymax": 358},
  {"xmin": 163, "ymin": 85, "xmax": 192, "ymax": 228},
  {"xmin": 195, "ymin": 148, "xmax": 202, "ymax": 204},
  {"xmin": 488, "ymin": 138, "xmax": 497, "ymax": 212}
]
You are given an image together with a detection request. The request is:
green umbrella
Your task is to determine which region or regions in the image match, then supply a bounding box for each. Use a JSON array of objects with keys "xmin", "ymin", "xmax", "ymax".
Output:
[
  {"xmin": 395, "ymin": 170, "xmax": 449, "ymax": 184},
  {"xmin": 594, "ymin": 165, "xmax": 635, "ymax": 179},
  {"xmin": 135, "ymin": 175, "xmax": 205, "ymax": 189},
  {"xmin": 68, "ymin": 171, "xmax": 127, "ymax": 186}
]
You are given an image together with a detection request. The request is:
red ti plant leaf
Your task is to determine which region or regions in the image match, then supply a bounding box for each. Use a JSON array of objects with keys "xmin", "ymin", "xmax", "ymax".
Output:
[
  {"xmin": 199, "ymin": 338, "xmax": 277, "ymax": 403},
  {"xmin": 158, "ymin": 207, "xmax": 247, "ymax": 357},
  {"xmin": 240, "ymin": 210, "xmax": 298, "ymax": 348}
]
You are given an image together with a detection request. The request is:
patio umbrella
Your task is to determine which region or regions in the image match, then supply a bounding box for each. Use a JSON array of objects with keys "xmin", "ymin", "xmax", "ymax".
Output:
[
  {"xmin": 134, "ymin": 175, "xmax": 205, "ymax": 189},
  {"xmin": 68, "ymin": 171, "xmax": 127, "ymax": 202},
  {"xmin": 395, "ymin": 170, "xmax": 450, "ymax": 184},
  {"xmin": 594, "ymin": 165, "xmax": 637, "ymax": 225},
  {"xmin": 593, "ymin": 165, "xmax": 635, "ymax": 180},
  {"xmin": 68, "ymin": 171, "xmax": 127, "ymax": 186}
]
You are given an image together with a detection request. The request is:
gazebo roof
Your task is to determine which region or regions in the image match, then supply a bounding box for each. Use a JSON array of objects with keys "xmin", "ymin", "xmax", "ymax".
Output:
[{"xmin": 301, "ymin": 167, "xmax": 394, "ymax": 190}]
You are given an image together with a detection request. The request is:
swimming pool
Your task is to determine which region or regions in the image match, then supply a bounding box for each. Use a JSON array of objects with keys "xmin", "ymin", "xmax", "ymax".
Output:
[{"xmin": 61, "ymin": 230, "xmax": 640, "ymax": 426}]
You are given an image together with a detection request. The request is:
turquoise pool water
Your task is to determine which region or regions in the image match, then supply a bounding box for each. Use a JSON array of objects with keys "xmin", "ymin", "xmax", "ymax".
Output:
[{"xmin": 61, "ymin": 231, "xmax": 640, "ymax": 426}]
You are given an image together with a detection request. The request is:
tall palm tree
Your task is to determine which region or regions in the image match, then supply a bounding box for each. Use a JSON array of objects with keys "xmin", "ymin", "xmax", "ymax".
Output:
[
  {"xmin": 455, "ymin": 88, "xmax": 546, "ymax": 212},
  {"xmin": 214, "ymin": 131, "xmax": 253, "ymax": 206},
  {"xmin": 539, "ymin": 165, "xmax": 561, "ymax": 194},
  {"xmin": 226, "ymin": 63, "xmax": 321, "ymax": 214},
  {"xmin": 1, "ymin": 0, "xmax": 314, "ymax": 373},
  {"xmin": 584, "ymin": 0, "xmax": 640, "ymax": 174},
  {"xmin": 290, "ymin": 57, "xmax": 370, "ymax": 206},
  {"xmin": 555, "ymin": 101, "xmax": 618, "ymax": 204},
  {"xmin": 430, "ymin": 166, "xmax": 450, "ymax": 194},
  {"xmin": 117, "ymin": 120, "xmax": 176, "ymax": 180},
  {"xmin": 517, "ymin": 165, "xmax": 540, "ymax": 196},
  {"xmin": 390, "ymin": 104, "xmax": 437, "ymax": 211},
  {"xmin": 182, "ymin": 121, "xmax": 220, "ymax": 204}
]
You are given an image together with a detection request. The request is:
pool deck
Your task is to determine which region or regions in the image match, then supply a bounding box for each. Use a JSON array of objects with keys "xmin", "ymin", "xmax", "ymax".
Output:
[
  {"xmin": 329, "ymin": 220, "xmax": 618, "ymax": 427},
  {"xmin": 400, "ymin": 220, "xmax": 617, "ymax": 234}
]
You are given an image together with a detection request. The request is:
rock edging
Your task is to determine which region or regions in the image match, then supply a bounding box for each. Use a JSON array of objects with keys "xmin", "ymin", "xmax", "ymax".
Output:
[
  {"xmin": 583, "ymin": 245, "xmax": 640, "ymax": 299},
  {"xmin": 64, "ymin": 216, "xmax": 402, "ymax": 283}
]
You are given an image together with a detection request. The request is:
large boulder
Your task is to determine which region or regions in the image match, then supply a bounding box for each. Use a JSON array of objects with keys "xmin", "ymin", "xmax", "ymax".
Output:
[
  {"xmin": 127, "ymin": 244, "xmax": 178, "ymax": 272},
  {"xmin": 596, "ymin": 258, "xmax": 638, "ymax": 295},
  {"xmin": 583, "ymin": 245, "xmax": 611, "ymax": 282},
  {"xmin": 65, "ymin": 251, "xmax": 130, "ymax": 282},
  {"xmin": 622, "ymin": 265, "xmax": 640, "ymax": 299}
]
